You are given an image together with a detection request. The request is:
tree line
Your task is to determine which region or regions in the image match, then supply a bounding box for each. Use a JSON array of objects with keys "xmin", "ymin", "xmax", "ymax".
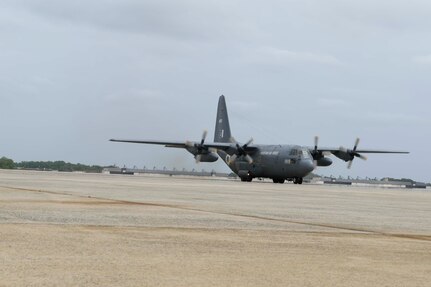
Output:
[{"xmin": 0, "ymin": 157, "xmax": 104, "ymax": 173}]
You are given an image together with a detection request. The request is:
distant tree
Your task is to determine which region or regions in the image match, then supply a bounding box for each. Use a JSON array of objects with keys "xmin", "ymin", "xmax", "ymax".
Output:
[
  {"xmin": 0, "ymin": 157, "xmax": 15, "ymax": 169},
  {"xmin": 14, "ymin": 160, "xmax": 103, "ymax": 173}
]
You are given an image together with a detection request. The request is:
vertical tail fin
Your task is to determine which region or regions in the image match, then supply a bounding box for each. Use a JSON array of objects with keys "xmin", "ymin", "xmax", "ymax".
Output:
[{"xmin": 214, "ymin": 95, "xmax": 232, "ymax": 143}]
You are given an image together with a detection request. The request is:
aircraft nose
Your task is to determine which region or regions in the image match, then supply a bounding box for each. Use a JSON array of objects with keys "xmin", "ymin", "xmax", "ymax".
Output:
[{"xmin": 303, "ymin": 159, "xmax": 315, "ymax": 173}]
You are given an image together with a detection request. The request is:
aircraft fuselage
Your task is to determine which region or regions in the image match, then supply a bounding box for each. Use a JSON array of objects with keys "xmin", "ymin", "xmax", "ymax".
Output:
[{"xmin": 219, "ymin": 144, "xmax": 315, "ymax": 182}]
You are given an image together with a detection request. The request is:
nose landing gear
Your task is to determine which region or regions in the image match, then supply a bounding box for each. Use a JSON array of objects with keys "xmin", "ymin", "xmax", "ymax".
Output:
[
  {"xmin": 293, "ymin": 177, "xmax": 303, "ymax": 184},
  {"xmin": 239, "ymin": 170, "xmax": 253, "ymax": 182}
]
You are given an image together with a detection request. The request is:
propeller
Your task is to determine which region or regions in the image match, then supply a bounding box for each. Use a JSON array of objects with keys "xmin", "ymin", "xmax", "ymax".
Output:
[
  {"xmin": 311, "ymin": 136, "xmax": 333, "ymax": 167},
  {"xmin": 312, "ymin": 136, "xmax": 319, "ymax": 167},
  {"xmin": 186, "ymin": 130, "xmax": 209, "ymax": 163},
  {"xmin": 228, "ymin": 137, "xmax": 254, "ymax": 165},
  {"xmin": 200, "ymin": 130, "xmax": 207, "ymax": 146},
  {"xmin": 340, "ymin": 138, "xmax": 367, "ymax": 169}
]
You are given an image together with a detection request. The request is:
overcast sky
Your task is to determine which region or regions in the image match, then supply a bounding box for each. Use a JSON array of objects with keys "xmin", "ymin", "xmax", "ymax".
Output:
[{"xmin": 1, "ymin": 0, "xmax": 430, "ymax": 181}]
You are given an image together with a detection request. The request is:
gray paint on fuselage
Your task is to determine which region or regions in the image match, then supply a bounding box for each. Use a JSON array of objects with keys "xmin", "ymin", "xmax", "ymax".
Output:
[
  {"xmin": 227, "ymin": 144, "xmax": 314, "ymax": 179},
  {"xmin": 214, "ymin": 96, "xmax": 315, "ymax": 180}
]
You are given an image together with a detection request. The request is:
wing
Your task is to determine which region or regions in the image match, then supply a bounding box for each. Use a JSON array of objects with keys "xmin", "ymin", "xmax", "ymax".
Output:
[
  {"xmin": 312, "ymin": 147, "xmax": 409, "ymax": 154},
  {"xmin": 109, "ymin": 138, "xmax": 256, "ymax": 152},
  {"xmin": 110, "ymin": 139, "xmax": 189, "ymax": 148},
  {"xmin": 352, "ymin": 150, "xmax": 409, "ymax": 154},
  {"xmin": 309, "ymin": 146, "xmax": 409, "ymax": 164},
  {"xmin": 308, "ymin": 137, "xmax": 408, "ymax": 161}
]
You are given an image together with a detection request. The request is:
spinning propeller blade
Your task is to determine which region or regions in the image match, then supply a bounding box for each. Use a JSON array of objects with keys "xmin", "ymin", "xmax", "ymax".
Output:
[
  {"xmin": 345, "ymin": 138, "xmax": 367, "ymax": 169},
  {"xmin": 228, "ymin": 137, "xmax": 254, "ymax": 165}
]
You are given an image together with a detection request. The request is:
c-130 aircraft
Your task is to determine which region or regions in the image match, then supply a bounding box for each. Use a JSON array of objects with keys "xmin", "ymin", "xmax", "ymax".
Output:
[{"xmin": 110, "ymin": 95, "xmax": 408, "ymax": 184}]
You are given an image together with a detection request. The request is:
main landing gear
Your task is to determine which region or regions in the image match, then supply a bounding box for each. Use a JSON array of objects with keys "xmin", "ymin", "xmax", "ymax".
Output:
[
  {"xmin": 272, "ymin": 178, "xmax": 303, "ymax": 184},
  {"xmin": 272, "ymin": 178, "xmax": 285, "ymax": 184},
  {"xmin": 271, "ymin": 178, "xmax": 302, "ymax": 184},
  {"xmin": 243, "ymin": 177, "xmax": 303, "ymax": 184}
]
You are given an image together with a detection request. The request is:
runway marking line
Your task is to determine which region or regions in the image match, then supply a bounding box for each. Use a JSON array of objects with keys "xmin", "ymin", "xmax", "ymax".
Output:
[{"xmin": 1, "ymin": 185, "xmax": 431, "ymax": 242}]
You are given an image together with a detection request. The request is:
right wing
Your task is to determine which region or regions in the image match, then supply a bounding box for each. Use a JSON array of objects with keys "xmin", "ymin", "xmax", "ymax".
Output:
[{"xmin": 110, "ymin": 139, "xmax": 189, "ymax": 148}]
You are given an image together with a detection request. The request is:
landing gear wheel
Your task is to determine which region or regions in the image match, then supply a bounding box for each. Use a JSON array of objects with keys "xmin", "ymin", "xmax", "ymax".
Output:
[
  {"xmin": 272, "ymin": 178, "xmax": 285, "ymax": 184},
  {"xmin": 241, "ymin": 177, "xmax": 253, "ymax": 182},
  {"xmin": 293, "ymin": 177, "xmax": 303, "ymax": 184}
]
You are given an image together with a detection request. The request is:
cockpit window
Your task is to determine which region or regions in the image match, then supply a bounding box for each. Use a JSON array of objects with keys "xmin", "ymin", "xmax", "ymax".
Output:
[
  {"xmin": 290, "ymin": 148, "xmax": 310, "ymax": 158},
  {"xmin": 302, "ymin": 149, "xmax": 311, "ymax": 159}
]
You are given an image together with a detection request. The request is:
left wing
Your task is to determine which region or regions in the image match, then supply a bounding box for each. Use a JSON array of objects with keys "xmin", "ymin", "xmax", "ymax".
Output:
[
  {"xmin": 311, "ymin": 147, "xmax": 409, "ymax": 156},
  {"xmin": 308, "ymin": 137, "xmax": 409, "ymax": 168}
]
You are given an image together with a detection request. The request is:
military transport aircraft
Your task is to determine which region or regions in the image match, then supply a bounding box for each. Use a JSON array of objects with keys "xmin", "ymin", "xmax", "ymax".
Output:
[{"xmin": 110, "ymin": 95, "xmax": 408, "ymax": 184}]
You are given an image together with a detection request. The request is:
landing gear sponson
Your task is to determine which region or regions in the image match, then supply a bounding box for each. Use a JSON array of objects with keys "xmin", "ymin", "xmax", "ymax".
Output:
[
  {"xmin": 271, "ymin": 178, "xmax": 303, "ymax": 184},
  {"xmin": 242, "ymin": 177, "xmax": 303, "ymax": 184},
  {"xmin": 293, "ymin": 177, "xmax": 303, "ymax": 184}
]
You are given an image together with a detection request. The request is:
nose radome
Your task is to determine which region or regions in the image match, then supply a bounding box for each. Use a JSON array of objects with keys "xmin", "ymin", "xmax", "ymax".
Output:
[{"xmin": 304, "ymin": 159, "xmax": 315, "ymax": 173}]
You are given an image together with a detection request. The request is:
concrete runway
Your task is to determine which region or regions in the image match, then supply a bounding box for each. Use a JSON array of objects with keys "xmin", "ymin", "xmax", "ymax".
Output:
[{"xmin": 1, "ymin": 170, "xmax": 430, "ymax": 286}]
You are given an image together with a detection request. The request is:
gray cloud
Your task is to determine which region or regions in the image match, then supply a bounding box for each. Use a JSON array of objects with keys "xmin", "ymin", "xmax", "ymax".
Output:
[
  {"xmin": 0, "ymin": 0, "xmax": 430, "ymax": 181},
  {"xmin": 4, "ymin": 0, "xmax": 258, "ymax": 43},
  {"xmin": 413, "ymin": 54, "xmax": 431, "ymax": 64},
  {"xmin": 244, "ymin": 47, "xmax": 342, "ymax": 66}
]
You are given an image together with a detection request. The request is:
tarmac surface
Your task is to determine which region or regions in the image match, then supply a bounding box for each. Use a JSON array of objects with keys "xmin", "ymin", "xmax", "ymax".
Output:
[{"xmin": 0, "ymin": 169, "xmax": 430, "ymax": 286}]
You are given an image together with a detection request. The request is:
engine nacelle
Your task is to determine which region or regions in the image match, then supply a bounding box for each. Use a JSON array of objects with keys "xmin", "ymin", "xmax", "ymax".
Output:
[
  {"xmin": 316, "ymin": 157, "xmax": 332, "ymax": 166},
  {"xmin": 332, "ymin": 151, "xmax": 354, "ymax": 162},
  {"xmin": 194, "ymin": 152, "xmax": 218, "ymax": 162}
]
